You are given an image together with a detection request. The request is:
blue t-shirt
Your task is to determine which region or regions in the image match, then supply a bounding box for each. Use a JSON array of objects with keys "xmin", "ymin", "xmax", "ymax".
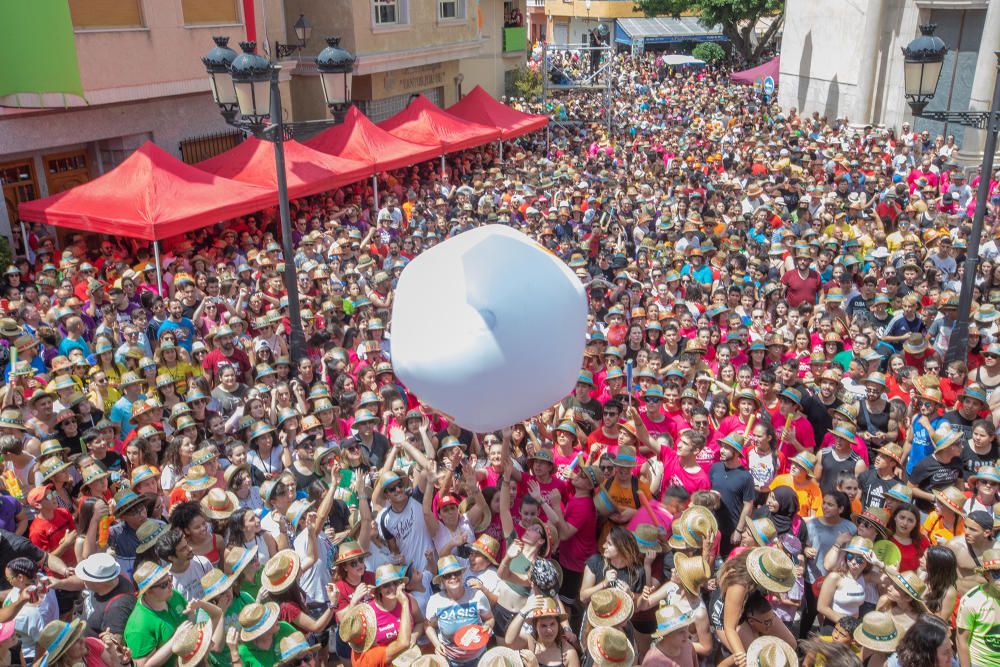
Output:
[
  {"xmin": 907, "ymin": 415, "xmax": 944, "ymax": 476},
  {"xmin": 426, "ymin": 589, "xmax": 491, "ymax": 661},
  {"xmin": 156, "ymin": 318, "xmax": 196, "ymax": 351}
]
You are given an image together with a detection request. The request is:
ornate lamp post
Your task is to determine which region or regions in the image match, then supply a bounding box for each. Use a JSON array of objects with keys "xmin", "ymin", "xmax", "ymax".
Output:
[
  {"xmin": 202, "ymin": 26, "xmax": 356, "ymax": 361},
  {"xmin": 901, "ymin": 25, "xmax": 1000, "ymax": 364}
]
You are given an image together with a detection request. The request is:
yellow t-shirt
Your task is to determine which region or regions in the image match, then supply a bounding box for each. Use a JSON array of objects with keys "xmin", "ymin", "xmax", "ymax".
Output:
[{"xmin": 770, "ymin": 473, "xmax": 823, "ymax": 518}]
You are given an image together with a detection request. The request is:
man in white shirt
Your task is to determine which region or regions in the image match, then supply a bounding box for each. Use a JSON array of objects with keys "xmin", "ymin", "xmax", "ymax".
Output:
[
  {"xmin": 376, "ymin": 472, "xmax": 433, "ymax": 575},
  {"xmin": 153, "ymin": 528, "xmax": 212, "ymax": 602},
  {"xmin": 291, "ymin": 481, "xmax": 338, "ymax": 604}
]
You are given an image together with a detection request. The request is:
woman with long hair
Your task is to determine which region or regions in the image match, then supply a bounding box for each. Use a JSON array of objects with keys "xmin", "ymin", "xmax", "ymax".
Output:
[
  {"xmin": 816, "ymin": 537, "xmax": 879, "ymax": 631},
  {"xmin": 876, "ymin": 568, "xmax": 927, "ymax": 635},
  {"xmin": 154, "ymin": 342, "xmax": 196, "ymax": 396},
  {"xmin": 503, "ymin": 595, "xmax": 580, "ymax": 667},
  {"xmin": 895, "ymin": 614, "xmax": 953, "ymax": 667},
  {"xmin": 259, "ymin": 550, "xmax": 337, "ymax": 635},
  {"xmin": 365, "ymin": 564, "xmax": 426, "ymax": 651},
  {"xmin": 170, "ymin": 501, "xmax": 224, "ymax": 566},
  {"xmin": 159, "ymin": 434, "xmax": 196, "ymax": 492},
  {"xmin": 226, "ymin": 507, "xmax": 278, "ymax": 562},
  {"xmin": 887, "ymin": 504, "xmax": 929, "ymax": 573},
  {"xmin": 919, "ymin": 546, "xmax": 958, "ymax": 622}
]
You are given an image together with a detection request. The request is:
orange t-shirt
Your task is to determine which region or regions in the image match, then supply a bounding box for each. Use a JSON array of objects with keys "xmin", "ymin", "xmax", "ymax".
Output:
[
  {"xmin": 770, "ymin": 473, "xmax": 823, "ymax": 518},
  {"xmin": 352, "ymin": 647, "xmax": 388, "ymax": 667}
]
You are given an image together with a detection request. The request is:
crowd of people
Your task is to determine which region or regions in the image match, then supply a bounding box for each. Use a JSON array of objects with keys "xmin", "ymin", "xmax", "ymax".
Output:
[{"xmin": 1, "ymin": 49, "xmax": 1000, "ymax": 667}]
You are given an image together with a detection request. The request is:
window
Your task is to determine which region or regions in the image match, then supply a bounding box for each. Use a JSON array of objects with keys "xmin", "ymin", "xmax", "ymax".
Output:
[
  {"xmin": 69, "ymin": 0, "xmax": 143, "ymax": 29},
  {"xmin": 181, "ymin": 0, "xmax": 239, "ymax": 25},
  {"xmin": 439, "ymin": 0, "xmax": 466, "ymax": 20},
  {"xmin": 373, "ymin": 0, "xmax": 403, "ymax": 25}
]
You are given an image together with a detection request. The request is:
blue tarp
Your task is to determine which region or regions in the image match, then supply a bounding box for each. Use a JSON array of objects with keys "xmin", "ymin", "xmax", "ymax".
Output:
[{"xmin": 615, "ymin": 17, "xmax": 728, "ymax": 46}]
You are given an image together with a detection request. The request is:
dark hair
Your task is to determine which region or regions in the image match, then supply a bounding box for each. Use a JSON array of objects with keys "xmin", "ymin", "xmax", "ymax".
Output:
[
  {"xmin": 896, "ymin": 614, "xmax": 949, "ymax": 667},
  {"xmin": 826, "ymin": 491, "xmax": 852, "ymax": 520},
  {"xmin": 922, "ymin": 546, "xmax": 958, "ymax": 613},
  {"xmin": 169, "ymin": 501, "xmax": 205, "ymax": 533},
  {"xmin": 888, "ymin": 503, "xmax": 923, "ymax": 542},
  {"xmin": 154, "ymin": 528, "xmax": 185, "ymax": 562},
  {"xmin": 836, "ymin": 615, "xmax": 862, "ymax": 635},
  {"xmin": 5, "ymin": 557, "xmax": 39, "ymax": 579},
  {"xmin": 226, "ymin": 508, "xmax": 252, "ymax": 546},
  {"xmin": 663, "ymin": 485, "xmax": 690, "ymax": 503},
  {"xmin": 76, "ymin": 496, "xmax": 100, "ymax": 537}
]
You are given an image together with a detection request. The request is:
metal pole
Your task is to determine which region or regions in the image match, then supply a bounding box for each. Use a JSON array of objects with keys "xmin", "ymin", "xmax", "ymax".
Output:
[
  {"xmin": 18, "ymin": 221, "xmax": 30, "ymax": 261},
  {"xmin": 946, "ymin": 54, "xmax": 1000, "ymax": 364},
  {"xmin": 153, "ymin": 240, "xmax": 163, "ymax": 295},
  {"xmin": 270, "ymin": 74, "xmax": 307, "ymax": 362},
  {"xmin": 372, "ymin": 175, "xmax": 379, "ymax": 210},
  {"xmin": 498, "ymin": 140, "xmax": 503, "ymax": 162},
  {"xmin": 441, "ymin": 155, "xmax": 446, "ymax": 178}
]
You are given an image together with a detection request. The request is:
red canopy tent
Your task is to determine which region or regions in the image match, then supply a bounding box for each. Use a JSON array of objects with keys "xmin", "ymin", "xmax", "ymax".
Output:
[
  {"xmin": 378, "ymin": 94, "xmax": 501, "ymax": 154},
  {"xmin": 731, "ymin": 57, "xmax": 780, "ymax": 86},
  {"xmin": 446, "ymin": 85, "xmax": 548, "ymax": 140},
  {"xmin": 304, "ymin": 106, "xmax": 440, "ymax": 174},
  {"xmin": 196, "ymin": 136, "xmax": 371, "ymax": 199},
  {"xmin": 18, "ymin": 141, "xmax": 275, "ymax": 241}
]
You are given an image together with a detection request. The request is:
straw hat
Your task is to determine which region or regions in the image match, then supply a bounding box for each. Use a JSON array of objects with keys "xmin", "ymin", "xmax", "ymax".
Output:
[
  {"xmin": 634, "ymin": 524, "xmax": 662, "ymax": 554},
  {"xmin": 223, "ymin": 544, "xmax": 259, "ymax": 580},
  {"xmin": 528, "ymin": 596, "xmax": 567, "ymax": 621},
  {"xmin": 276, "ymin": 630, "xmax": 320, "ymax": 666},
  {"xmin": 136, "ymin": 520, "xmax": 169, "ymax": 554},
  {"xmin": 239, "ymin": 602, "xmax": 281, "ymax": 642},
  {"xmin": 79, "ymin": 464, "xmax": 110, "ymax": 488},
  {"xmin": 36, "ymin": 619, "xmax": 86, "ymax": 667},
  {"xmin": 934, "ymin": 485, "xmax": 967, "ymax": 516},
  {"xmin": 338, "ymin": 604, "xmax": 377, "ymax": 652},
  {"xmin": 789, "ymin": 451, "xmax": 817, "ymax": 477},
  {"xmin": 875, "ymin": 444, "xmax": 903, "ymax": 467},
  {"xmin": 469, "ymin": 534, "xmax": 501, "ymax": 566},
  {"xmin": 432, "ymin": 555, "xmax": 466, "ymax": 585},
  {"xmin": 200, "ymin": 568, "xmax": 235, "ymax": 603},
  {"xmin": 261, "ymin": 550, "xmax": 302, "ymax": 594},
  {"xmin": 673, "ymin": 552, "xmax": 710, "ymax": 596},
  {"xmin": 586, "ymin": 627, "xmax": 636, "ymax": 667},
  {"xmin": 677, "ymin": 505, "xmax": 718, "ymax": 548},
  {"xmin": 172, "ymin": 621, "xmax": 214, "ymax": 667},
  {"xmin": 38, "ymin": 457, "xmax": 72, "ymax": 483},
  {"xmin": 887, "ymin": 567, "xmax": 926, "ymax": 604},
  {"xmin": 201, "ymin": 488, "xmax": 239, "ymax": 521},
  {"xmin": 854, "ymin": 508, "xmax": 891, "ymax": 538},
  {"xmin": 181, "ymin": 465, "xmax": 216, "ymax": 493},
  {"xmin": 586, "ymin": 587, "xmax": 634, "ymax": 628},
  {"xmin": 746, "ymin": 547, "xmax": 795, "ymax": 593},
  {"xmin": 842, "ymin": 536, "xmax": 874, "ymax": 558},
  {"xmin": 902, "ymin": 334, "xmax": 928, "ymax": 355},
  {"xmin": 335, "ymin": 539, "xmax": 369, "ymax": 566},
  {"xmin": 749, "ymin": 517, "xmax": 777, "ymax": 547},
  {"xmin": 651, "ymin": 602, "xmax": 696, "ymax": 639},
  {"xmin": 886, "ymin": 483, "xmax": 913, "ymax": 505},
  {"xmin": 134, "ymin": 561, "xmax": 171, "ymax": 598},
  {"xmin": 853, "ymin": 611, "xmax": 900, "ymax": 653},
  {"xmin": 745, "ymin": 636, "xmax": 798, "ymax": 666},
  {"xmin": 477, "ymin": 647, "xmax": 521, "ymax": 667},
  {"xmin": 975, "ymin": 548, "xmax": 1000, "ymax": 573}
]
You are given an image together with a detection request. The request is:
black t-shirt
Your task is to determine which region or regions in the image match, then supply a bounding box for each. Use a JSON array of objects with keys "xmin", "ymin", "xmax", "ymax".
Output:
[
  {"xmin": 0, "ymin": 529, "xmax": 46, "ymax": 588},
  {"xmin": 909, "ymin": 455, "xmax": 964, "ymax": 513},
  {"xmin": 942, "ymin": 410, "xmax": 976, "ymax": 442},
  {"xmin": 802, "ymin": 393, "xmax": 839, "ymax": 444},
  {"xmin": 961, "ymin": 441, "xmax": 1000, "ymax": 480},
  {"xmin": 98, "ymin": 451, "xmax": 125, "ymax": 472},
  {"xmin": 583, "ymin": 554, "xmax": 645, "ymax": 594},
  {"xmin": 708, "ymin": 462, "xmax": 755, "ymax": 532},
  {"xmin": 85, "ymin": 575, "xmax": 137, "ymax": 637},
  {"xmin": 818, "ymin": 447, "xmax": 861, "ymax": 495},
  {"xmin": 560, "ymin": 396, "xmax": 603, "ymax": 428},
  {"xmin": 858, "ymin": 469, "xmax": 900, "ymax": 509}
]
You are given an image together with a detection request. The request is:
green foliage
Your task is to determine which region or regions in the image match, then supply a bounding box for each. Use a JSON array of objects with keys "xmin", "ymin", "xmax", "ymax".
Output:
[
  {"xmin": 511, "ymin": 65, "xmax": 542, "ymax": 101},
  {"xmin": 633, "ymin": 0, "xmax": 784, "ymax": 62},
  {"xmin": 692, "ymin": 41, "xmax": 726, "ymax": 63},
  {"xmin": 0, "ymin": 235, "xmax": 12, "ymax": 273}
]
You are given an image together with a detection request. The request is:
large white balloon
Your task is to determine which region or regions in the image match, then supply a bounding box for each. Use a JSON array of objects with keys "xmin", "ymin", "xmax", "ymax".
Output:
[{"xmin": 390, "ymin": 225, "xmax": 587, "ymax": 432}]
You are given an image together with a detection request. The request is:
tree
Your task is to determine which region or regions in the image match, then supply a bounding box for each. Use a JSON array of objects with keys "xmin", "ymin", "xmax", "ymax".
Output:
[
  {"xmin": 634, "ymin": 0, "xmax": 784, "ymax": 63},
  {"xmin": 692, "ymin": 41, "xmax": 726, "ymax": 64},
  {"xmin": 511, "ymin": 65, "xmax": 542, "ymax": 101}
]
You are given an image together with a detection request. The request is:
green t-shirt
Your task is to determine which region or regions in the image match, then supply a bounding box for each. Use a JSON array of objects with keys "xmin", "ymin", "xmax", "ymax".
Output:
[
  {"xmin": 237, "ymin": 621, "xmax": 296, "ymax": 667},
  {"xmin": 240, "ymin": 573, "xmax": 262, "ymax": 602},
  {"xmin": 957, "ymin": 584, "xmax": 1000, "ymax": 666},
  {"xmin": 123, "ymin": 591, "xmax": 188, "ymax": 667},
  {"xmin": 207, "ymin": 591, "xmax": 256, "ymax": 667}
]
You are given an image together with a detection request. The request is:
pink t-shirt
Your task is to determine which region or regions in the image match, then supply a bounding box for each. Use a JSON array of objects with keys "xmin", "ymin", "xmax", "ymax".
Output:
[
  {"xmin": 369, "ymin": 596, "xmax": 415, "ymax": 646},
  {"xmin": 558, "ymin": 495, "xmax": 598, "ymax": 572},
  {"xmin": 660, "ymin": 447, "xmax": 711, "ymax": 495},
  {"xmin": 775, "ymin": 415, "xmax": 817, "ymax": 461},
  {"xmin": 641, "ymin": 409, "xmax": 675, "ymax": 443},
  {"xmin": 83, "ymin": 637, "xmax": 109, "ymax": 667}
]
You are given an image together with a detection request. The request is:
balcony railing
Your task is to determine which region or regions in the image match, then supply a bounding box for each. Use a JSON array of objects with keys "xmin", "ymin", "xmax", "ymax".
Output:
[{"xmin": 503, "ymin": 25, "xmax": 527, "ymax": 53}]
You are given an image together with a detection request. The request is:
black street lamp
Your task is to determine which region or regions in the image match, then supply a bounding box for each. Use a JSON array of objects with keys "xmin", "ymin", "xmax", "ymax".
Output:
[
  {"xmin": 901, "ymin": 24, "xmax": 1000, "ymax": 364},
  {"xmin": 275, "ymin": 14, "xmax": 313, "ymax": 59},
  {"xmin": 316, "ymin": 37, "xmax": 355, "ymax": 124},
  {"xmin": 202, "ymin": 33, "xmax": 356, "ymax": 362}
]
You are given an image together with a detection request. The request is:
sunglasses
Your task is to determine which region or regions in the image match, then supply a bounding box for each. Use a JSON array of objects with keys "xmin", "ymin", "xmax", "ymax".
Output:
[
  {"xmin": 385, "ymin": 484, "xmax": 404, "ymax": 493},
  {"xmin": 845, "ymin": 553, "xmax": 865, "ymax": 563}
]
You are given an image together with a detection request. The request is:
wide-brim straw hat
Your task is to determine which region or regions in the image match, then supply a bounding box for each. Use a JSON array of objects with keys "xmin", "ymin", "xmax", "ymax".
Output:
[
  {"xmin": 134, "ymin": 562, "xmax": 171, "ymax": 598},
  {"xmin": 335, "ymin": 539, "xmax": 369, "ymax": 566},
  {"xmin": 746, "ymin": 547, "xmax": 795, "ymax": 593},
  {"xmin": 337, "ymin": 604, "xmax": 377, "ymax": 652},
  {"xmin": 477, "ymin": 647, "xmax": 521, "ymax": 667},
  {"xmin": 651, "ymin": 602, "xmax": 696, "ymax": 639},
  {"xmin": 261, "ymin": 549, "xmax": 302, "ymax": 594},
  {"xmin": 853, "ymin": 611, "xmax": 900, "ymax": 653},
  {"xmin": 469, "ymin": 534, "xmax": 501, "ymax": 566},
  {"xmin": 173, "ymin": 620, "xmax": 214, "ymax": 667},
  {"xmin": 136, "ymin": 520, "xmax": 170, "ymax": 554},
  {"xmin": 239, "ymin": 602, "xmax": 281, "ymax": 642},
  {"xmin": 224, "ymin": 544, "xmax": 259, "ymax": 580},
  {"xmin": 182, "ymin": 465, "xmax": 217, "ymax": 493},
  {"xmin": 750, "ymin": 517, "xmax": 777, "ymax": 547},
  {"xmin": 674, "ymin": 552, "xmax": 710, "ymax": 596},
  {"xmin": 934, "ymin": 485, "xmax": 967, "ymax": 516},
  {"xmin": 529, "ymin": 596, "xmax": 567, "ymax": 621},
  {"xmin": 200, "ymin": 568, "xmax": 235, "ymax": 603},
  {"xmin": 201, "ymin": 488, "xmax": 239, "ymax": 521},
  {"xmin": 886, "ymin": 567, "xmax": 926, "ymax": 604},
  {"xmin": 586, "ymin": 587, "xmax": 634, "ymax": 628},
  {"xmin": 586, "ymin": 627, "xmax": 636, "ymax": 667},
  {"xmin": 275, "ymin": 630, "xmax": 321, "ymax": 666},
  {"xmin": 745, "ymin": 635, "xmax": 798, "ymax": 667},
  {"xmin": 38, "ymin": 457, "xmax": 73, "ymax": 483},
  {"xmin": 36, "ymin": 619, "xmax": 86, "ymax": 667}
]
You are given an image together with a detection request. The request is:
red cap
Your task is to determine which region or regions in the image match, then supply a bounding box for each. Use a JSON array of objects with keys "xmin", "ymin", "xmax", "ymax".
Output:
[{"xmin": 26, "ymin": 484, "xmax": 52, "ymax": 507}]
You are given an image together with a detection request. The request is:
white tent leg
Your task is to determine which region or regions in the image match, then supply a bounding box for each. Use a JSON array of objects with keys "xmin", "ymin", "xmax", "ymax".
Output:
[
  {"xmin": 373, "ymin": 175, "xmax": 379, "ymax": 210},
  {"xmin": 498, "ymin": 140, "xmax": 503, "ymax": 162},
  {"xmin": 441, "ymin": 155, "xmax": 446, "ymax": 178},
  {"xmin": 153, "ymin": 240, "xmax": 163, "ymax": 294}
]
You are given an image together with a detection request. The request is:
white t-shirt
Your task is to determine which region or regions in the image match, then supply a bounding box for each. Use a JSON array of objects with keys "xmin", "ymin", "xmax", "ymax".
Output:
[
  {"xmin": 377, "ymin": 497, "xmax": 433, "ymax": 574},
  {"xmin": 293, "ymin": 529, "xmax": 332, "ymax": 604},
  {"xmin": 433, "ymin": 518, "xmax": 475, "ymax": 567},
  {"xmin": 172, "ymin": 556, "xmax": 213, "ymax": 602}
]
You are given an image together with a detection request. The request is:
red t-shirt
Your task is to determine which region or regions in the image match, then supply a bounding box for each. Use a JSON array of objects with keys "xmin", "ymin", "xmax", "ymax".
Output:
[
  {"xmin": 558, "ymin": 495, "xmax": 598, "ymax": 572},
  {"xmin": 891, "ymin": 535, "xmax": 929, "ymax": 573},
  {"xmin": 781, "ymin": 269, "xmax": 823, "ymax": 308},
  {"xmin": 659, "ymin": 446, "xmax": 711, "ymax": 495},
  {"xmin": 201, "ymin": 347, "xmax": 252, "ymax": 381},
  {"xmin": 29, "ymin": 508, "xmax": 77, "ymax": 566}
]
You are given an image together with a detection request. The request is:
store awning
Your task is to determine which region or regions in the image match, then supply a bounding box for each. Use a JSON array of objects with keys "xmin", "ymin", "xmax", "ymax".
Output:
[
  {"xmin": 378, "ymin": 94, "xmax": 501, "ymax": 154},
  {"xmin": 731, "ymin": 56, "xmax": 780, "ymax": 86},
  {"xmin": 446, "ymin": 85, "xmax": 548, "ymax": 140},
  {"xmin": 17, "ymin": 141, "xmax": 275, "ymax": 241},
  {"xmin": 614, "ymin": 17, "xmax": 726, "ymax": 46},
  {"xmin": 304, "ymin": 105, "xmax": 440, "ymax": 174},
  {"xmin": 196, "ymin": 137, "xmax": 371, "ymax": 200}
]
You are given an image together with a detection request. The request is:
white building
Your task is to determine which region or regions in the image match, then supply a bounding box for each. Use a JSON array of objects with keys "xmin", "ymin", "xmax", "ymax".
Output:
[{"xmin": 778, "ymin": 0, "xmax": 1000, "ymax": 165}]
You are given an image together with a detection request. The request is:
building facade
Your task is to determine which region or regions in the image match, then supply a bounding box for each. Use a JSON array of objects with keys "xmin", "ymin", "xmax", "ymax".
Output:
[
  {"xmin": 542, "ymin": 0, "xmax": 636, "ymax": 45},
  {"xmin": 0, "ymin": 0, "xmax": 527, "ymax": 249},
  {"xmin": 779, "ymin": 0, "xmax": 1000, "ymax": 165}
]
